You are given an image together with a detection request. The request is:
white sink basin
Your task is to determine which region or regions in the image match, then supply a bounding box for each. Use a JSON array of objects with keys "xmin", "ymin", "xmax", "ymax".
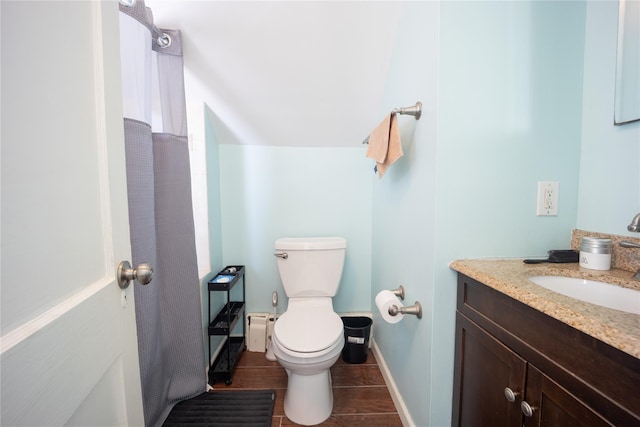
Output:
[{"xmin": 528, "ymin": 276, "xmax": 640, "ymax": 315}]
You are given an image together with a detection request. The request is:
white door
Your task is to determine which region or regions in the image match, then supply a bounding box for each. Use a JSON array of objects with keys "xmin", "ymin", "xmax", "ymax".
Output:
[{"xmin": 1, "ymin": 2, "xmax": 144, "ymax": 425}]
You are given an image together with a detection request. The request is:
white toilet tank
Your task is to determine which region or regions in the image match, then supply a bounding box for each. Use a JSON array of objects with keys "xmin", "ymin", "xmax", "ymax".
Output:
[{"xmin": 274, "ymin": 237, "xmax": 347, "ymax": 297}]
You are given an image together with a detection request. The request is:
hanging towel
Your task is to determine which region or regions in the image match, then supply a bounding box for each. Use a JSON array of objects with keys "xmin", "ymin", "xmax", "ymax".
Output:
[{"xmin": 365, "ymin": 112, "xmax": 403, "ymax": 178}]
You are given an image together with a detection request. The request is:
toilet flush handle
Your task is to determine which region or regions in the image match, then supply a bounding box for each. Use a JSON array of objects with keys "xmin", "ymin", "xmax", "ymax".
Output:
[{"xmin": 274, "ymin": 252, "xmax": 288, "ymax": 260}]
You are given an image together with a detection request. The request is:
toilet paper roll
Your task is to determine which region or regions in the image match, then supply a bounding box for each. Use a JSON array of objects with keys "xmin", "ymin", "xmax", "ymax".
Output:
[{"xmin": 375, "ymin": 290, "xmax": 404, "ymax": 324}]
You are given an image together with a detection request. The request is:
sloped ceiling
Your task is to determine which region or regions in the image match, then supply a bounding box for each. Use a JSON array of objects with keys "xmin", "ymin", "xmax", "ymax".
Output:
[{"xmin": 146, "ymin": 1, "xmax": 405, "ymax": 147}]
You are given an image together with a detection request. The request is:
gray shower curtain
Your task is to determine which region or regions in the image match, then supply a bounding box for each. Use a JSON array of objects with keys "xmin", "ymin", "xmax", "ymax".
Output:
[{"xmin": 119, "ymin": 2, "xmax": 206, "ymax": 426}]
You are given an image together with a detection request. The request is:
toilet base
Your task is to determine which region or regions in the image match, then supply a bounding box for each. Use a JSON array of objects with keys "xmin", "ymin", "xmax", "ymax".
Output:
[{"xmin": 283, "ymin": 369, "xmax": 333, "ymax": 426}]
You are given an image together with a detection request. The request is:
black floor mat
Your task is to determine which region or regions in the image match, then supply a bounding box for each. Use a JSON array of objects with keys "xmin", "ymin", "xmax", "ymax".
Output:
[{"xmin": 163, "ymin": 390, "xmax": 276, "ymax": 427}]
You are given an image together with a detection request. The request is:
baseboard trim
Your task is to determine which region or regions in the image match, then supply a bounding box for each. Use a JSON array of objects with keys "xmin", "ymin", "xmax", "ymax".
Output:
[{"xmin": 371, "ymin": 339, "xmax": 414, "ymax": 427}]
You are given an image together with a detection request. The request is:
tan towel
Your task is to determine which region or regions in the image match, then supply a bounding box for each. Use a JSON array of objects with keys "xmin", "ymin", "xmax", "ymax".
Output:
[{"xmin": 365, "ymin": 112, "xmax": 403, "ymax": 178}]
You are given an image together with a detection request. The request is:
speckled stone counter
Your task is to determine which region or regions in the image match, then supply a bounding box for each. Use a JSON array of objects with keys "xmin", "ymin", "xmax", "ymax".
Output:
[{"xmin": 450, "ymin": 258, "xmax": 640, "ymax": 359}]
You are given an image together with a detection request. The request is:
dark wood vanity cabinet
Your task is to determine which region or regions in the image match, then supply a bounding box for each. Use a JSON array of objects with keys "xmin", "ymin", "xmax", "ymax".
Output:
[
  {"xmin": 454, "ymin": 313, "xmax": 526, "ymax": 426},
  {"xmin": 524, "ymin": 365, "xmax": 612, "ymax": 427},
  {"xmin": 452, "ymin": 274, "xmax": 640, "ymax": 427}
]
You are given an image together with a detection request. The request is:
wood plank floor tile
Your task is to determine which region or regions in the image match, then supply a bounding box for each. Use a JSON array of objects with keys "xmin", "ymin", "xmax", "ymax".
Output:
[
  {"xmin": 331, "ymin": 364, "xmax": 386, "ymax": 387},
  {"xmin": 236, "ymin": 350, "xmax": 281, "ymax": 367},
  {"xmin": 272, "ymin": 389, "xmax": 285, "ymax": 416},
  {"xmin": 215, "ymin": 347, "xmax": 401, "ymax": 426},
  {"xmin": 216, "ymin": 365, "xmax": 287, "ymax": 389},
  {"xmin": 280, "ymin": 413, "xmax": 403, "ymax": 426},
  {"xmin": 332, "ymin": 386, "xmax": 398, "ymax": 414},
  {"xmin": 334, "ymin": 352, "xmax": 377, "ymax": 366}
]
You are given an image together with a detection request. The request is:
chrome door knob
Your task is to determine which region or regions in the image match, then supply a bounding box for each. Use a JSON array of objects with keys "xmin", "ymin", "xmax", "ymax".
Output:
[{"xmin": 117, "ymin": 261, "xmax": 153, "ymax": 289}]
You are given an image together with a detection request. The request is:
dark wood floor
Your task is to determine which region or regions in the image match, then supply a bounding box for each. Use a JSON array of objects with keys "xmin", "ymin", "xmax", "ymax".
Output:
[{"xmin": 212, "ymin": 349, "xmax": 403, "ymax": 426}]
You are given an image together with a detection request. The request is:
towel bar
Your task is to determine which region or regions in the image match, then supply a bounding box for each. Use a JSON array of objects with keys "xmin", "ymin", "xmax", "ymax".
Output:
[
  {"xmin": 362, "ymin": 102, "xmax": 422, "ymax": 144},
  {"xmin": 393, "ymin": 101, "xmax": 422, "ymax": 120}
]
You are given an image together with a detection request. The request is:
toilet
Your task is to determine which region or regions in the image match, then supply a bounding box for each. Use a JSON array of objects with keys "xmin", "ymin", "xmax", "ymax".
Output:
[{"xmin": 271, "ymin": 237, "xmax": 347, "ymax": 426}]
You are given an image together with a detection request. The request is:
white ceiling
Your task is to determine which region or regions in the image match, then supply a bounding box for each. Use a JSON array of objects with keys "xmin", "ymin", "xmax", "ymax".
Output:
[{"xmin": 146, "ymin": 1, "xmax": 405, "ymax": 147}]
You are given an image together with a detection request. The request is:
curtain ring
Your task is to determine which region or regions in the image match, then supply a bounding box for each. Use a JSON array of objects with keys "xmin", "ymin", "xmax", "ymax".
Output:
[
  {"xmin": 119, "ymin": 0, "xmax": 136, "ymax": 6},
  {"xmin": 156, "ymin": 33, "xmax": 172, "ymax": 48}
]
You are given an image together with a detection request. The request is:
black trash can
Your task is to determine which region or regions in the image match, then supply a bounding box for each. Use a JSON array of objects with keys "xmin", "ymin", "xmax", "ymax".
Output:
[{"xmin": 341, "ymin": 316, "xmax": 372, "ymax": 364}]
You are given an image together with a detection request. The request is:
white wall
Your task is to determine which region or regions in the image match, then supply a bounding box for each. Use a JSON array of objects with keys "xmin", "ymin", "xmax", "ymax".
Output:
[
  {"xmin": 203, "ymin": 105, "xmax": 225, "ymax": 358},
  {"xmin": 205, "ymin": 106, "xmax": 224, "ymax": 274},
  {"xmin": 577, "ymin": 0, "xmax": 640, "ymax": 235},
  {"xmin": 150, "ymin": 0, "xmax": 404, "ymax": 149}
]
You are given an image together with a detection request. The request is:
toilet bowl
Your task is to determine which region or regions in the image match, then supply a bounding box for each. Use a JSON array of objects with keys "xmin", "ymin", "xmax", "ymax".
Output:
[
  {"xmin": 272, "ymin": 298, "xmax": 344, "ymax": 425},
  {"xmin": 272, "ymin": 237, "xmax": 347, "ymax": 426}
]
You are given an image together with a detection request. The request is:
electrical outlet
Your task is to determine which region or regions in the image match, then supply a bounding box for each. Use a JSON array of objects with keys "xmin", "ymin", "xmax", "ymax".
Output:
[{"xmin": 536, "ymin": 181, "xmax": 559, "ymax": 216}]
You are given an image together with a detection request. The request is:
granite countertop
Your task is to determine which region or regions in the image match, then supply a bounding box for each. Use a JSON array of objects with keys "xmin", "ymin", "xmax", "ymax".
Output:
[{"xmin": 450, "ymin": 259, "xmax": 640, "ymax": 359}]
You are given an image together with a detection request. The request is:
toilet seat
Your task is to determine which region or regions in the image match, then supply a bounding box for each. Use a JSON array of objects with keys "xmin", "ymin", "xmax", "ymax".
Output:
[{"xmin": 274, "ymin": 298, "xmax": 343, "ymax": 354}]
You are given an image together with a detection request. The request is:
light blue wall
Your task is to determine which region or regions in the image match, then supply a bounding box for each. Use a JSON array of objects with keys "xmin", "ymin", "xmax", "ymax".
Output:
[
  {"xmin": 372, "ymin": 1, "xmax": 586, "ymax": 426},
  {"xmin": 370, "ymin": 2, "xmax": 439, "ymax": 427},
  {"xmin": 435, "ymin": 2, "xmax": 586, "ymax": 425},
  {"xmin": 215, "ymin": 144, "xmax": 373, "ymax": 314},
  {"xmin": 578, "ymin": 0, "xmax": 640, "ymax": 235},
  {"xmin": 437, "ymin": 1, "xmax": 585, "ymax": 254}
]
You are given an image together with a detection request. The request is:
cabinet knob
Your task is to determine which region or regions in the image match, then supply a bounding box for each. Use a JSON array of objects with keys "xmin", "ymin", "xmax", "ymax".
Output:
[
  {"xmin": 504, "ymin": 387, "xmax": 519, "ymax": 403},
  {"xmin": 521, "ymin": 401, "xmax": 535, "ymax": 417}
]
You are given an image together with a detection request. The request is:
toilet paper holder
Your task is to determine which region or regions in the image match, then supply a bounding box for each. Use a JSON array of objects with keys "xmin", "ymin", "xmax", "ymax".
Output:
[
  {"xmin": 388, "ymin": 301, "xmax": 422, "ymax": 319},
  {"xmin": 390, "ymin": 285, "xmax": 405, "ymax": 300},
  {"xmin": 385, "ymin": 286, "xmax": 422, "ymax": 319}
]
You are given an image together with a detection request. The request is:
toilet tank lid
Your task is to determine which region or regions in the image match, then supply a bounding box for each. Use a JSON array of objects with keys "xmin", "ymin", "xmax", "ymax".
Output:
[{"xmin": 275, "ymin": 237, "xmax": 346, "ymax": 250}]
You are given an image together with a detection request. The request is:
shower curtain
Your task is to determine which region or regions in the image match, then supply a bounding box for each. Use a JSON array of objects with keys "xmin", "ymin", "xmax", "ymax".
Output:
[{"xmin": 118, "ymin": 2, "xmax": 206, "ymax": 426}]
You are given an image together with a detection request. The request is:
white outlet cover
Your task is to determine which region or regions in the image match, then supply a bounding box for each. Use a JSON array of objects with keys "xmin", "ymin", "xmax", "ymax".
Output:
[{"xmin": 536, "ymin": 181, "xmax": 559, "ymax": 216}]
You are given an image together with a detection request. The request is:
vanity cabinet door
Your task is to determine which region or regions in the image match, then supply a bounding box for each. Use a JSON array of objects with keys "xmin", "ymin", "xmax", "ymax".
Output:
[
  {"xmin": 523, "ymin": 365, "xmax": 614, "ymax": 427},
  {"xmin": 452, "ymin": 313, "xmax": 527, "ymax": 427}
]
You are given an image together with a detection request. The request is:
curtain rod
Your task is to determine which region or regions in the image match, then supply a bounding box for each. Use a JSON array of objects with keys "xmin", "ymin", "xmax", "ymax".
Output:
[{"xmin": 119, "ymin": 0, "xmax": 172, "ymax": 48}]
